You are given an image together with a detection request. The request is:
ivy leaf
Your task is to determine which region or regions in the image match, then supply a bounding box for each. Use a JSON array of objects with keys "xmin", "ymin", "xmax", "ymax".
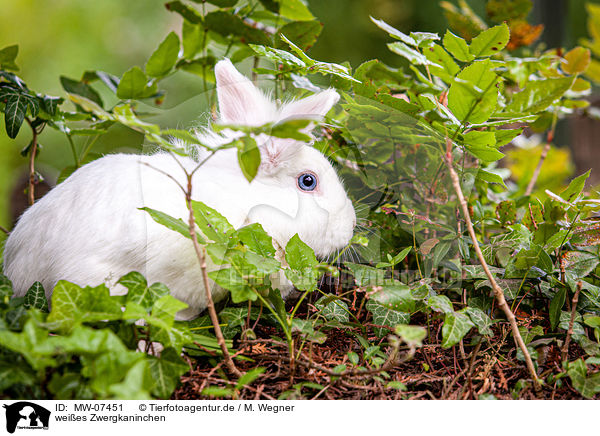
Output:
[
  {"xmin": 469, "ymin": 23, "xmax": 509, "ymax": 58},
  {"xmin": 464, "ymin": 307, "xmax": 493, "ymax": 336},
  {"xmin": 209, "ymin": 268, "xmax": 256, "ymax": 303},
  {"xmin": 146, "ymin": 32, "xmax": 180, "ymax": 78},
  {"xmin": 568, "ymin": 359, "xmax": 600, "ymax": 399},
  {"xmin": 315, "ymin": 296, "xmax": 350, "ymax": 322},
  {"xmin": 23, "ymin": 282, "xmax": 48, "ymax": 312},
  {"xmin": 441, "ymin": 312, "xmax": 474, "ymax": 348},
  {"xmin": 148, "ymin": 348, "xmax": 189, "ymax": 399},
  {"xmin": 427, "ymin": 294, "xmax": 454, "ymax": 314},
  {"xmin": 118, "ymin": 272, "xmax": 170, "ymax": 312},
  {"xmin": 366, "ymin": 300, "xmax": 410, "ymax": 338},
  {"xmin": 2, "ymin": 90, "xmax": 28, "ymax": 138},
  {"xmin": 47, "ymin": 281, "xmax": 123, "ymax": 331}
]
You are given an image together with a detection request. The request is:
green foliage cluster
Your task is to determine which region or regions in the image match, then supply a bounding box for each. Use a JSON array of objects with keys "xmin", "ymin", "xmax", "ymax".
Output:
[{"xmin": 1, "ymin": 0, "xmax": 600, "ymax": 399}]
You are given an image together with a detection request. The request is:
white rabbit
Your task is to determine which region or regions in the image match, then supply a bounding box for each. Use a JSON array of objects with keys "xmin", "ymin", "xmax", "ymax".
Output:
[{"xmin": 3, "ymin": 59, "xmax": 356, "ymax": 320}]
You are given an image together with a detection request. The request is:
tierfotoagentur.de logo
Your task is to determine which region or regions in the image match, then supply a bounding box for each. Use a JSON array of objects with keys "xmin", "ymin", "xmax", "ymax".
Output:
[{"xmin": 3, "ymin": 402, "xmax": 50, "ymax": 433}]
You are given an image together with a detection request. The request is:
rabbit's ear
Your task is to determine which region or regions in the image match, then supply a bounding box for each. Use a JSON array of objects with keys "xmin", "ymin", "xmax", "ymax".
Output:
[
  {"xmin": 279, "ymin": 89, "xmax": 339, "ymax": 120},
  {"xmin": 215, "ymin": 59, "xmax": 276, "ymax": 125}
]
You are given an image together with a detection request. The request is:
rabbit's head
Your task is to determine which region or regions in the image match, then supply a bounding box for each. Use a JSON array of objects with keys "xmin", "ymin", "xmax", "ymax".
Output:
[{"xmin": 213, "ymin": 59, "xmax": 355, "ymax": 258}]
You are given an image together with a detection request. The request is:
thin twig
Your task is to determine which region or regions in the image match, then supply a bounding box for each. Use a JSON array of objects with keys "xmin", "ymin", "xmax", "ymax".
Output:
[
  {"xmin": 525, "ymin": 125, "xmax": 556, "ymax": 196},
  {"xmin": 561, "ymin": 281, "xmax": 582, "ymax": 362},
  {"xmin": 25, "ymin": 118, "xmax": 39, "ymax": 206},
  {"xmin": 185, "ymin": 174, "xmax": 242, "ymax": 378},
  {"xmin": 525, "ymin": 142, "xmax": 550, "ymax": 196},
  {"xmin": 0, "ymin": 225, "xmax": 9, "ymax": 235},
  {"xmin": 444, "ymin": 139, "xmax": 540, "ymax": 390}
]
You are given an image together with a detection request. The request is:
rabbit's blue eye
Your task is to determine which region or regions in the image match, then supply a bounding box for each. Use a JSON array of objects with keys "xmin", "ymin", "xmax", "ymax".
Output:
[{"xmin": 298, "ymin": 173, "xmax": 318, "ymax": 191}]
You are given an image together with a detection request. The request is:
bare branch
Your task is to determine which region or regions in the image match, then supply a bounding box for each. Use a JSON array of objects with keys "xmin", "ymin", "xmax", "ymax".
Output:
[
  {"xmin": 561, "ymin": 281, "xmax": 582, "ymax": 362},
  {"xmin": 444, "ymin": 141, "xmax": 541, "ymax": 390},
  {"xmin": 185, "ymin": 174, "xmax": 243, "ymax": 378}
]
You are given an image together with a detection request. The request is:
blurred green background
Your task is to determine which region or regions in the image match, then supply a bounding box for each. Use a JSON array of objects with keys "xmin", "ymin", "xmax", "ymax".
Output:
[{"xmin": 0, "ymin": 0, "xmax": 597, "ymax": 229}]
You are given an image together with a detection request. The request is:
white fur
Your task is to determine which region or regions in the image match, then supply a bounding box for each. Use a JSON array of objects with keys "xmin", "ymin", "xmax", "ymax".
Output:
[{"xmin": 3, "ymin": 59, "xmax": 356, "ymax": 320}]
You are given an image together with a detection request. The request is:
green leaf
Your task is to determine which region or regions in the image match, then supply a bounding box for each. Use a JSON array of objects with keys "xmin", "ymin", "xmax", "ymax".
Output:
[
  {"xmin": 165, "ymin": 1, "xmax": 203, "ymax": 24},
  {"xmin": 191, "ymin": 200, "xmax": 236, "ymax": 243},
  {"xmin": 285, "ymin": 234, "xmax": 317, "ymax": 270},
  {"xmin": 441, "ymin": 312, "xmax": 474, "ymax": 348},
  {"xmin": 315, "ymin": 296, "xmax": 350, "ymax": 322},
  {"xmin": 278, "ymin": 0, "xmax": 314, "ymax": 21},
  {"xmin": 118, "ymin": 272, "xmax": 170, "ymax": 312},
  {"xmin": 47, "ymin": 281, "xmax": 123, "ymax": 331},
  {"xmin": 117, "ymin": 67, "xmax": 155, "ymax": 99},
  {"xmin": 476, "ymin": 169, "xmax": 507, "ymax": 188},
  {"xmin": 366, "ymin": 300, "xmax": 410, "ymax": 338},
  {"xmin": 209, "ymin": 268, "xmax": 256, "ymax": 303},
  {"xmin": 140, "ymin": 207, "xmax": 194, "ymax": 241},
  {"xmin": 443, "ymin": 30, "xmax": 473, "ymax": 62},
  {"xmin": 291, "ymin": 319, "xmax": 326, "ymax": 343},
  {"xmin": 549, "ymin": 288, "xmax": 566, "ymax": 331},
  {"xmin": 148, "ymin": 348, "xmax": 189, "ymax": 399},
  {"xmin": 204, "ymin": 11, "xmax": 270, "ymax": 45},
  {"xmin": 23, "ymin": 282, "xmax": 48, "ymax": 312},
  {"xmin": 182, "ymin": 20, "xmax": 204, "ymax": 59},
  {"xmin": 568, "ymin": 359, "xmax": 600, "ymax": 398},
  {"xmin": 60, "ymin": 76, "xmax": 103, "ymax": 107},
  {"xmin": 563, "ymin": 47, "xmax": 591, "ymax": 75},
  {"xmin": 236, "ymin": 223, "xmax": 276, "ymax": 257},
  {"xmin": 2, "ymin": 91, "xmax": 28, "ymax": 139},
  {"xmin": 197, "ymin": 0, "xmax": 238, "ymax": 7},
  {"xmin": 0, "ymin": 44, "xmax": 19, "ymax": 71},
  {"xmin": 464, "ymin": 307, "xmax": 493, "ymax": 336},
  {"xmin": 345, "ymin": 262, "xmax": 386, "ymax": 286},
  {"xmin": 560, "ymin": 170, "xmax": 590, "ymax": 203},
  {"xmin": 496, "ymin": 200, "xmax": 517, "ymax": 226},
  {"xmin": 236, "ymin": 367, "xmax": 265, "ymax": 390},
  {"xmin": 388, "ymin": 42, "xmax": 436, "ymax": 66},
  {"xmin": 469, "ymin": 23, "xmax": 509, "ymax": 57},
  {"xmin": 276, "ymin": 20, "xmax": 322, "ymax": 51},
  {"xmin": 504, "ymin": 77, "xmax": 574, "ymax": 114},
  {"xmin": 424, "ymin": 44, "xmax": 460, "ymax": 80},
  {"xmin": 427, "ymin": 294, "xmax": 454, "ymax": 314},
  {"xmin": 370, "ymin": 17, "xmax": 417, "ymax": 46},
  {"xmin": 448, "ymin": 59, "xmax": 498, "ymax": 124},
  {"xmin": 146, "ymin": 32, "xmax": 180, "ymax": 78},
  {"xmin": 370, "ymin": 284, "xmax": 415, "ymax": 313},
  {"xmin": 237, "ymin": 136, "xmax": 261, "ymax": 182}
]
